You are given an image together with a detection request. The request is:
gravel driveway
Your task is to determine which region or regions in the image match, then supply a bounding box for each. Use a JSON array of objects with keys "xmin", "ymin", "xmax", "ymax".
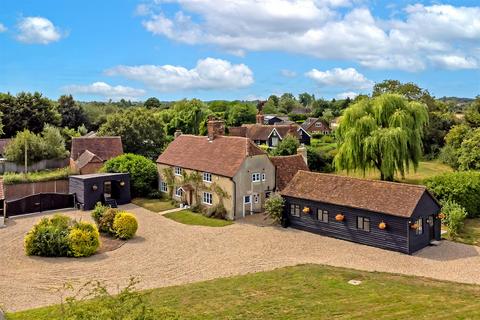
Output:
[{"xmin": 1, "ymin": 204, "xmax": 480, "ymax": 312}]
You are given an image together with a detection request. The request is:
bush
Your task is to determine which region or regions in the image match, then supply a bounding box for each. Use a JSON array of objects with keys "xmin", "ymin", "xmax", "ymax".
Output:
[
  {"xmin": 102, "ymin": 153, "xmax": 158, "ymax": 197},
  {"xmin": 113, "ymin": 212, "xmax": 138, "ymax": 240},
  {"xmin": 441, "ymin": 200, "xmax": 467, "ymax": 239},
  {"xmin": 264, "ymin": 193, "xmax": 285, "ymax": 223},
  {"xmin": 425, "ymin": 171, "xmax": 480, "ymax": 217},
  {"xmin": 24, "ymin": 215, "xmax": 71, "ymax": 257},
  {"xmin": 91, "ymin": 202, "xmax": 109, "ymax": 223},
  {"xmin": 147, "ymin": 189, "xmax": 162, "ymax": 199},
  {"xmin": 3, "ymin": 167, "xmax": 71, "ymax": 185},
  {"xmin": 98, "ymin": 208, "xmax": 119, "ymax": 233},
  {"xmin": 68, "ymin": 222, "xmax": 100, "ymax": 257},
  {"xmin": 205, "ymin": 204, "xmax": 227, "ymax": 219}
]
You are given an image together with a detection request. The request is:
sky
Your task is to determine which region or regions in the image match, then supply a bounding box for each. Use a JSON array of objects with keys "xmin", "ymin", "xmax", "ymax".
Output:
[{"xmin": 0, "ymin": 0, "xmax": 479, "ymax": 102}]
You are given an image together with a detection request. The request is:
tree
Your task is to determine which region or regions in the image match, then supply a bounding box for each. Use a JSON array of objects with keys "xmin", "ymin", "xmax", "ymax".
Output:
[
  {"xmin": 279, "ymin": 94, "xmax": 300, "ymax": 114},
  {"xmin": 144, "ymin": 97, "xmax": 162, "ymax": 109},
  {"xmin": 264, "ymin": 193, "xmax": 285, "ymax": 223},
  {"xmin": 102, "ymin": 154, "xmax": 158, "ymax": 197},
  {"xmin": 458, "ymin": 128, "xmax": 480, "ymax": 171},
  {"xmin": 226, "ymin": 103, "xmax": 256, "ymax": 127},
  {"xmin": 165, "ymin": 99, "xmax": 210, "ymax": 135},
  {"xmin": 58, "ymin": 95, "xmax": 89, "ymax": 129},
  {"xmin": 465, "ymin": 96, "xmax": 480, "ymax": 128},
  {"xmin": 0, "ymin": 92, "xmax": 60, "ymax": 137},
  {"xmin": 41, "ymin": 125, "xmax": 69, "ymax": 159},
  {"xmin": 311, "ymin": 98, "xmax": 330, "ymax": 117},
  {"xmin": 98, "ymin": 108, "xmax": 166, "ymax": 159},
  {"xmin": 298, "ymin": 93, "xmax": 314, "ymax": 107},
  {"xmin": 440, "ymin": 200, "xmax": 467, "ymax": 239},
  {"xmin": 272, "ymin": 135, "xmax": 300, "ymax": 156},
  {"xmin": 335, "ymin": 94, "xmax": 429, "ymax": 181}
]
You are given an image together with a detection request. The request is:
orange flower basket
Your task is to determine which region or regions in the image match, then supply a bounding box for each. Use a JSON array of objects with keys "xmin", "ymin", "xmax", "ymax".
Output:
[
  {"xmin": 410, "ymin": 223, "xmax": 419, "ymax": 230},
  {"xmin": 438, "ymin": 213, "xmax": 445, "ymax": 220},
  {"xmin": 302, "ymin": 207, "xmax": 310, "ymax": 214},
  {"xmin": 378, "ymin": 221, "xmax": 387, "ymax": 230},
  {"xmin": 335, "ymin": 214, "xmax": 345, "ymax": 221}
]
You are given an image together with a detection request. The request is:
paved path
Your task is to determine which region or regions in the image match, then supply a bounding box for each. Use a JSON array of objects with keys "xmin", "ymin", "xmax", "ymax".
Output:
[
  {"xmin": 1, "ymin": 204, "xmax": 480, "ymax": 312},
  {"xmin": 158, "ymin": 207, "xmax": 184, "ymax": 215}
]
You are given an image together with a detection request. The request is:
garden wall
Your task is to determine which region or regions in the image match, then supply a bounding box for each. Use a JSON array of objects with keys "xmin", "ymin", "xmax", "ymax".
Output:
[
  {"xmin": 5, "ymin": 180, "xmax": 69, "ymax": 201},
  {"xmin": 0, "ymin": 158, "xmax": 69, "ymax": 174}
]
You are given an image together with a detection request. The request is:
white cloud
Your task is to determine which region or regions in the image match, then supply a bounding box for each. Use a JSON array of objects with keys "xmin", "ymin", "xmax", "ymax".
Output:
[
  {"xmin": 306, "ymin": 67, "xmax": 373, "ymax": 90},
  {"xmin": 280, "ymin": 69, "xmax": 297, "ymax": 78},
  {"xmin": 105, "ymin": 58, "xmax": 254, "ymax": 92},
  {"xmin": 16, "ymin": 17, "xmax": 63, "ymax": 44},
  {"xmin": 140, "ymin": 1, "xmax": 480, "ymax": 71},
  {"xmin": 429, "ymin": 55, "xmax": 478, "ymax": 70},
  {"xmin": 337, "ymin": 91, "xmax": 358, "ymax": 99},
  {"xmin": 63, "ymin": 82, "xmax": 146, "ymax": 100},
  {"xmin": 0, "ymin": 23, "xmax": 7, "ymax": 33}
]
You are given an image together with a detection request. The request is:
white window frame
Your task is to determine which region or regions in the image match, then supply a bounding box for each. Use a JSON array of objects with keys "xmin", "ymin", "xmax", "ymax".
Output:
[
  {"xmin": 175, "ymin": 187, "xmax": 183, "ymax": 198},
  {"xmin": 290, "ymin": 204, "xmax": 300, "ymax": 217},
  {"xmin": 254, "ymin": 194, "xmax": 259, "ymax": 203},
  {"xmin": 317, "ymin": 209, "xmax": 328, "ymax": 223},
  {"xmin": 203, "ymin": 172, "xmax": 212, "ymax": 183},
  {"xmin": 174, "ymin": 167, "xmax": 182, "ymax": 176},
  {"xmin": 357, "ymin": 216, "xmax": 371, "ymax": 232},
  {"xmin": 244, "ymin": 195, "xmax": 251, "ymax": 204},
  {"xmin": 415, "ymin": 218, "xmax": 424, "ymax": 235},
  {"xmin": 315, "ymin": 122, "xmax": 322, "ymax": 127},
  {"xmin": 252, "ymin": 173, "xmax": 261, "ymax": 182},
  {"xmin": 160, "ymin": 181, "xmax": 168, "ymax": 193},
  {"xmin": 262, "ymin": 173, "xmax": 266, "ymax": 181},
  {"xmin": 203, "ymin": 192, "xmax": 213, "ymax": 205}
]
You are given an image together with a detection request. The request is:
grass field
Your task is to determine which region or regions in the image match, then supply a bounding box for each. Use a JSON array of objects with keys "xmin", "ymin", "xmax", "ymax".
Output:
[
  {"xmin": 338, "ymin": 160, "xmax": 453, "ymax": 185},
  {"xmin": 8, "ymin": 264, "xmax": 480, "ymax": 320},
  {"xmin": 132, "ymin": 198, "xmax": 176, "ymax": 212},
  {"xmin": 445, "ymin": 218, "xmax": 480, "ymax": 246},
  {"xmin": 164, "ymin": 210, "xmax": 233, "ymax": 227}
]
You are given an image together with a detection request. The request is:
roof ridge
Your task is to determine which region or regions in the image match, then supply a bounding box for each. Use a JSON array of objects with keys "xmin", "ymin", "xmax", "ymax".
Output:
[{"xmin": 297, "ymin": 170, "xmax": 427, "ymax": 190}]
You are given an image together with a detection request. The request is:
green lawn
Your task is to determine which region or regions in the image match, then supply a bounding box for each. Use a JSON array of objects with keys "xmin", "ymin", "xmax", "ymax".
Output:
[
  {"xmin": 2, "ymin": 167, "xmax": 71, "ymax": 185},
  {"xmin": 444, "ymin": 218, "xmax": 480, "ymax": 246},
  {"xmin": 8, "ymin": 264, "xmax": 480, "ymax": 320},
  {"xmin": 164, "ymin": 210, "xmax": 233, "ymax": 227},
  {"xmin": 132, "ymin": 197, "xmax": 176, "ymax": 212},
  {"xmin": 338, "ymin": 160, "xmax": 453, "ymax": 185}
]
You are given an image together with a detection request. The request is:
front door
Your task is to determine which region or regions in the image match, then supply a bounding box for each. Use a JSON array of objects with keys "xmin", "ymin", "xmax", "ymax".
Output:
[{"xmin": 427, "ymin": 215, "xmax": 435, "ymax": 241}]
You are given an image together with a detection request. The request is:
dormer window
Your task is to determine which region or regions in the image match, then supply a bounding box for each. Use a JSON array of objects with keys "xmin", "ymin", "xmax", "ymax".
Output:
[{"xmin": 174, "ymin": 167, "xmax": 182, "ymax": 176}]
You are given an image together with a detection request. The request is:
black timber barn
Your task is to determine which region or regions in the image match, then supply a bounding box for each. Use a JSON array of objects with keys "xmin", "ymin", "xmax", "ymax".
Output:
[
  {"xmin": 69, "ymin": 173, "xmax": 131, "ymax": 210},
  {"xmin": 280, "ymin": 171, "xmax": 441, "ymax": 254}
]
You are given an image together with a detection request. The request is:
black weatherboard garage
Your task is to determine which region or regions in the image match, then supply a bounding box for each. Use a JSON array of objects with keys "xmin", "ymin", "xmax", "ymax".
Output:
[
  {"xmin": 69, "ymin": 173, "xmax": 131, "ymax": 210},
  {"xmin": 280, "ymin": 171, "xmax": 441, "ymax": 254}
]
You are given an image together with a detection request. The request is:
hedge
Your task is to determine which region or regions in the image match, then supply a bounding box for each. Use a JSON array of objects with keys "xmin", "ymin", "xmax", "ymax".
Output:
[{"xmin": 424, "ymin": 171, "xmax": 480, "ymax": 217}]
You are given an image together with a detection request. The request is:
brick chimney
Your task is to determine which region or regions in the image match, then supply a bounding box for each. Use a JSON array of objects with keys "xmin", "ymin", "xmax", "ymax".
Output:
[
  {"xmin": 207, "ymin": 116, "xmax": 225, "ymax": 140},
  {"xmin": 297, "ymin": 146, "xmax": 308, "ymax": 165},
  {"xmin": 256, "ymin": 111, "xmax": 265, "ymax": 125}
]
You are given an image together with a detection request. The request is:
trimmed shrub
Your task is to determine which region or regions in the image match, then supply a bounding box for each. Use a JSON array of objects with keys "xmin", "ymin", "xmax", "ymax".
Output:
[
  {"xmin": 24, "ymin": 215, "xmax": 71, "ymax": 257},
  {"xmin": 425, "ymin": 171, "xmax": 480, "ymax": 217},
  {"xmin": 440, "ymin": 200, "xmax": 467, "ymax": 239},
  {"xmin": 98, "ymin": 208, "xmax": 119, "ymax": 233},
  {"xmin": 205, "ymin": 204, "xmax": 227, "ymax": 219},
  {"xmin": 68, "ymin": 222, "xmax": 100, "ymax": 257},
  {"xmin": 264, "ymin": 193, "xmax": 285, "ymax": 223},
  {"xmin": 113, "ymin": 212, "xmax": 138, "ymax": 240},
  {"xmin": 102, "ymin": 153, "xmax": 158, "ymax": 197},
  {"xmin": 91, "ymin": 202, "xmax": 109, "ymax": 223}
]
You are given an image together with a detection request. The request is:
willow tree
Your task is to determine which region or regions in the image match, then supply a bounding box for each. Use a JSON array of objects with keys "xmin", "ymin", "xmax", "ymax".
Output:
[{"xmin": 334, "ymin": 94, "xmax": 428, "ymax": 181}]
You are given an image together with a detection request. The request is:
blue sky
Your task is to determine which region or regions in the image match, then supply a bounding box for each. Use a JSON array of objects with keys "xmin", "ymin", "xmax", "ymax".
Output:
[{"xmin": 0, "ymin": 0, "xmax": 479, "ymax": 101}]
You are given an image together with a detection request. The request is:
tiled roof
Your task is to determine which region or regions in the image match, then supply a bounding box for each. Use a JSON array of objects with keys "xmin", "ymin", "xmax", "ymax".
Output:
[
  {"xmin": 71, "ymin": 136, "xmax": 123, "ymax": 161},
  {"xmin": 301, "ymin": 118, "xmax": 331, "ymax": 132},
  {"xmin": 75, "ymin": 150, "xmax": 103, "ymax": 169},
  {"xmin": 230, "ymin": 124, "xmax": 303, "ymax": 141},
  {"xmin": 270, "ymin": 154, "xmax": 309, "ymax": 191},
  {"xmin": 0, "ymin": 139, "xmax": 11, "ymax": 155},
  {"xmin": 156, "ymin": 135, "xmax": 266, "ymax": 178},
  {"xmin": 281, "ymin": 171, "xmax": 436, "ymax": 218}
]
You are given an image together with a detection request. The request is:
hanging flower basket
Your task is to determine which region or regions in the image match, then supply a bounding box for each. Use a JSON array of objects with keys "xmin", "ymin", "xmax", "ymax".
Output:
[
  {"xmin": 410, "ymin": 223, "xmax": 419, "ymax": 230},
  {"xmin": 378, "ymin": 221, "xmax": 387, "ymax": 230},
  {"xmin": 335, "ymin": 214, "xmax": 345, "ymax": 221},
  {"xmin": 302, "ymin": 207, "xmax": 310, "ymax": 214},
  {"xmin": 438, "ymin": 213, "xmax": 445, "ymax": 220}
]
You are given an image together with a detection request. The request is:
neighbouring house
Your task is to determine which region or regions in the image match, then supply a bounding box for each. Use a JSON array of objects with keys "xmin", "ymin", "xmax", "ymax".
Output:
[
  {"xmin": 229, "ymin": 112, "xmax": 310, "ymax": 147},
  {"xmin": 70, "ymin": 136, "xmax": 123, "ymax": 174},
  {"xmin": 281, "ymin": 171, "xmax": 441, "ymax": 254},
  {"xmin": 264, "ymin": 115, "xmax": 292, "ymax": 125},
  {"xmin": 69, "ymin": 172, "xmax": 131, "ymax": 210},
  {"xmin": 270, "ymin": 151, "xmax": 309, "ymax": 191},
  {"xmin": 157, "ymin": 118, "xmax": 276, "ymax": 220},
  {"xmin": 330, "ymin": 117, "xmax": 341, "ymax": 131},
  {"xmin": 301, "ymin": 117, "xmax": 331, "ymax": 135}
]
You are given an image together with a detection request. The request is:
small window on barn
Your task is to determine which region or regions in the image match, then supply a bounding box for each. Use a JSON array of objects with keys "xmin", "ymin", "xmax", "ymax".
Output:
[
  {"xmin": 317, "ymin": 209, "xmax": 329, "ymax": 223},
  {"xmin": 290, "ymin": 204, "xmax": 300, "ymax": 217},
  {"xmin": 160, "ymin": 181, "xmax": 168, "ymax": 193},
  {"xmin": 415, "ymin": 218, "xmax": 424, "ymax": 235},
  {"xmin": 357, "ymin": 216, "xmax": 370, "ymax": 232},
  {"xmin": 174, "ymin": 167, "xmax": 182, "ymax": 176}
]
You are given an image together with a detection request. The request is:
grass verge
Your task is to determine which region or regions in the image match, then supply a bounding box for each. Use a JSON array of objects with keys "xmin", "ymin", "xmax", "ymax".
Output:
[
  {"xmin": 8, "ymin": 264, "xmax": 480, "ymax": 319},
  {"xmin": 164, "ymin": 210, "xmax": 233, "ymax": 227},
  {"xmin": 444, "ymin": 218, "xmax": 480, "ymax": 246},
  {"xmin": 132, "ymin": 197, "xmax": 176, "ymax": 212}
]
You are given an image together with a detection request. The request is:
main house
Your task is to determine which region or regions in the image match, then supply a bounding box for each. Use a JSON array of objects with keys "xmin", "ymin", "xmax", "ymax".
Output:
[
  {"xmin": 229, "ymin": 112, "xmax": 310, "ymax": 147},
  {"xmin": 70, "ymin": 136, "xmax": 123, "ymax": 174},
  {"xmin": 281, "ymin": 171, "xmax": 441, "ymax": 254},
  {"xmin": 157, "ymin": 118, "xmax": 276, "ymax": 220}
]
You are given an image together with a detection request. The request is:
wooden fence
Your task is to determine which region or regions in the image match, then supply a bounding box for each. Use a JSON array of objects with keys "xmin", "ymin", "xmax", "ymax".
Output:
[{"xmin": 4, "ymin": 180, "xmax": 69, "ymax": 201}]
